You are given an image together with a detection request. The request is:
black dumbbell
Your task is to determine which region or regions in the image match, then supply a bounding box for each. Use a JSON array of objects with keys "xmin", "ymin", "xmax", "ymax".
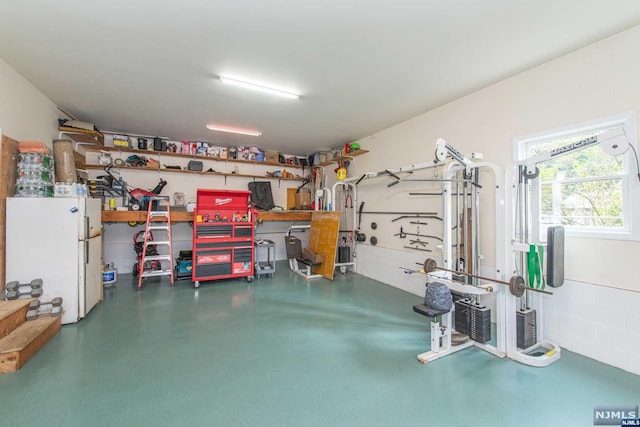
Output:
[{"xmin": 26, "ymin": 297, "xmax": 63, "ymax": 321}]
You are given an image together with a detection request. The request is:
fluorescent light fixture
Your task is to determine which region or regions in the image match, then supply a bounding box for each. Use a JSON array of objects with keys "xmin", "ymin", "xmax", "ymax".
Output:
[
  {"xmin": 219, "ymin": 76, "xmax": 300, "ymax": 99},
  {"xmin": 206, "ymin": 123, "xmax": 262, "ymax": 137}
]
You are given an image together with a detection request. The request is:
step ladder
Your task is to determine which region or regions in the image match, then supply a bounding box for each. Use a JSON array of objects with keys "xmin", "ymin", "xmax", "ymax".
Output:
[{"xmin": 137, "ymin": 196, "xmax": 174, "ymax": 290}]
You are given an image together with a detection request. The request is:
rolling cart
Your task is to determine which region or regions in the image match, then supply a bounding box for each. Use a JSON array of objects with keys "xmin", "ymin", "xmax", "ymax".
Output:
[{"xmin": 254, "ymin": 239, "xmax": 275, "ymax": 278}]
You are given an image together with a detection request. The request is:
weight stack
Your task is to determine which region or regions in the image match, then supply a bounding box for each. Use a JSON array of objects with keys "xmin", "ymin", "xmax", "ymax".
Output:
[
  {"xmin": 469, "ymin": 304, "xmax": 491, "ymax": 344},
  {"xmin": 517, "ymin": 309, "xmax": 537, "ymax": 349},
  {"xmin": 338, "ymin": 246, "xmax": 350, "ymax": 263},
  {"xmin": 454, "ymin": 299, "xmax": 491, "ymax": 343},
  {"xmin": 454, "ymin": 299, "xmax": 471, "ymax": 335}
]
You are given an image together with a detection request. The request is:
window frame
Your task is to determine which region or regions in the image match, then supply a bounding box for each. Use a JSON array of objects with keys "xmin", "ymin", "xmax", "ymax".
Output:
[{"xmin": 513, "ymin": 111, "xmax": 640, "ymax": 242}]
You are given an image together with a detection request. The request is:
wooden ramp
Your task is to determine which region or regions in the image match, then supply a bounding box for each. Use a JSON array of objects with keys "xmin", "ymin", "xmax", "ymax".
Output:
[
  {"xmin": 308, "ymin": 211, "xmax": 341, "ymax": 280},
  {"xmin": 0, "ymin": 299, "xmax": 61, "ymax": 373}
]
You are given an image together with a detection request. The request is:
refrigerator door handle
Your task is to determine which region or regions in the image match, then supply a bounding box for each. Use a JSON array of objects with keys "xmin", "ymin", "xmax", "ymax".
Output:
[
  {"xmin": 84, "ymin": 215, "xmax": 90, "ymax": 240},
  {"xmin": 84, "ymin": 239, "xmax": 89, "ymax": 265}
]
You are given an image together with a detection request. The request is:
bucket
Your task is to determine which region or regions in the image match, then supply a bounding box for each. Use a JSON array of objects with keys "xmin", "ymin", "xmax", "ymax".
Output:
[{"xmin": 103, "ymin": 265, "xmax": 117, "ymax": 287}]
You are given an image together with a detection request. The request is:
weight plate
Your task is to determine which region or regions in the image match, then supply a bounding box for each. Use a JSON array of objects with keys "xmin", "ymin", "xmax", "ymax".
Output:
[
  {"xmin": 509, "ymin": 275, "xmax": 525, "ymax": 297},
  {"xmin": 128, "ymin": 221, "xmax": 138, "ymax": 227},
  {"xmin": 370, "ymin": 236, "xmax": 378, "ymax": 246},
  {"xmin": 451, "ymin": 333, "xmax": 470, "ymax": 345},
  {"xmin": 113, "ymin": 158, "xmax": 126, "ymax": 167},
  {"xmin": 130, "ymin": 204, "xmax": 141, "ymax": 211},
  {"xmin": 423, "ymin": 258, "xmax": 438, "ymax": 273}
]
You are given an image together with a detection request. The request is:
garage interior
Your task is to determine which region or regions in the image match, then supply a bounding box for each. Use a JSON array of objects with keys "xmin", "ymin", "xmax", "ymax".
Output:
[{"xmin": 1, "ymin": 2, "xmax": 640, "ymax": 426}]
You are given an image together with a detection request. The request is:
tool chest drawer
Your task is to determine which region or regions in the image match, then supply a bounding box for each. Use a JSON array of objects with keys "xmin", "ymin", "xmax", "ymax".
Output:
[
  {"xmin": 195, "ymin": 241, "xmax": 253, "ymax": 249},
  {"xmin": 234, "ymin": 226, "xmax": 253, "ymax": 238},
  {"xmin": 196, "ymin": 224, "xmax": 233, "ymax": 238}
]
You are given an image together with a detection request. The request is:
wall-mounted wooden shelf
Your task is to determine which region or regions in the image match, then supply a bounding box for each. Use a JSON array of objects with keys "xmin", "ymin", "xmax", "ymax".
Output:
[
  {"xmin": 317, "ymin": 149, "xmax": 369, "ymax": 166},
  {"xmin": 85, "ymin": 146, "xmax": 306, "ymax": 169},
  {"xmin": 84, "ymin": 164, "xmax": 306, "ymax": 182},
  {"xmin": 59, "ymin": 127, "xmax": 104, "ymax": 146}
]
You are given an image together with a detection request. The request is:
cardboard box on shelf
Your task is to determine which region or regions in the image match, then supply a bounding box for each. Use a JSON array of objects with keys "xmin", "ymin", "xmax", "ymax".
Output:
[
  {"xmin": 265, "ymin": 151, "xmax": 279, "ymax": 163},
  {"xmin": 295, "ymin": 190, "xmax": 311, "ymax": 209}
]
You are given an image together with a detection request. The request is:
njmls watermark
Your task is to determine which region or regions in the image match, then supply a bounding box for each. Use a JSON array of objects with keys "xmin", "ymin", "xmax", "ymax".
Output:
[{"xmin": 593, "ymin": 405, "xmax": 639, "ymax": 425}]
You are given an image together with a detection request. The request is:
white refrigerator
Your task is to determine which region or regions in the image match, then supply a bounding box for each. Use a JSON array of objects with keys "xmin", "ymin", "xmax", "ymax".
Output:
[{"xmin": 5, "ymin": 197, "xmax": 102, "ymax": 325}]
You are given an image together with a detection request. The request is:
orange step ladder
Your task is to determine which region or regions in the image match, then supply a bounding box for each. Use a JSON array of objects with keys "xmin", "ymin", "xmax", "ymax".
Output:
[{"xmin": 137, "ymin": 196, "xmax": 174, "ymax": 290}]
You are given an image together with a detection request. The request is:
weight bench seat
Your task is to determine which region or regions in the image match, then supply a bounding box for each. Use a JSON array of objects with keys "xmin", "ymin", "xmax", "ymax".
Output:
[
  {"xmin": 413, "ymin": 303, "xmax": 449, "ymax": 318},
  {"xmin": 296, "ymin": 257, "xmax": 322, "ymax": 267}
]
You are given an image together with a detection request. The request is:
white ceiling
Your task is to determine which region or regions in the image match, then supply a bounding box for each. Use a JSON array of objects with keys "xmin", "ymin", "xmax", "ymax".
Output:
[{"xmin": 1, "ymin": 1, "xmax": 640, "ymax": 156}]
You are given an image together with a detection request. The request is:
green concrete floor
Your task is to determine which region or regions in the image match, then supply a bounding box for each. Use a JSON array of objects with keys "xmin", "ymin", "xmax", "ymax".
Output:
[{"xmin": 1, "ymin": 263, "xmax": 638, "ymax": 427}]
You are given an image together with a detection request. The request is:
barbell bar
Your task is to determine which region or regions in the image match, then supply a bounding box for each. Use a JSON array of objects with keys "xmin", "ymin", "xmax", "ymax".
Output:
[{"xmin": 422, "ymin": 258, "xmax": 553, "ymax": 296}]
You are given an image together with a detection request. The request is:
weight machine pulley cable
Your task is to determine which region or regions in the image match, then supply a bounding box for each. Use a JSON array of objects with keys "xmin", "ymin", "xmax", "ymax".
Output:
[{"xmin": 629, "ymin": 143, "xmax": 640, "ymax": 182}]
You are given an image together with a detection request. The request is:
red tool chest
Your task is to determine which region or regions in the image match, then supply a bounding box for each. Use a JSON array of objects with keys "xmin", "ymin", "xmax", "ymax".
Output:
[{"xmin": 192, "ymin": 189, "xmax": 255, "ymax": 287}]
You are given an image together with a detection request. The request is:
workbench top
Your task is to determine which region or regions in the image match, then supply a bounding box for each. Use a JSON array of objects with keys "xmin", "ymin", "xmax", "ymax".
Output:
[{"xmin": 101, "ymin": 210, "xmax": 313, "ymax": 223}]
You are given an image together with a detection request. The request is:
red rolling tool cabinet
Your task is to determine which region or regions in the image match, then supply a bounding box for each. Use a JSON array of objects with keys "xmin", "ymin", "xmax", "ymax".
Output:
[{"xmin": 192, "ymin": 189, "xmax": 255, "ymax": 288}]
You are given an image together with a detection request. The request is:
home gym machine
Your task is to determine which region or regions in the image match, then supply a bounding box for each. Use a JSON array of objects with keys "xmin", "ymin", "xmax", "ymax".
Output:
[
  {"xmin": 503, "ymin": 126, "xmax": 630, "ymax": 367},
  {"xmin": 411, "ymin": 138, "xmax": 508, "ymax": 363},
  {"xmin": 332, "ymin": 181, "xmax": 357, "ymax": 274}
]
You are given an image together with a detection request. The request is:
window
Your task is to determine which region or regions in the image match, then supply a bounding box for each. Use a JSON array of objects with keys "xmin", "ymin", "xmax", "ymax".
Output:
[{"xmin": 513, "ymin": 112, "xmax": 640, "ymax": 241}]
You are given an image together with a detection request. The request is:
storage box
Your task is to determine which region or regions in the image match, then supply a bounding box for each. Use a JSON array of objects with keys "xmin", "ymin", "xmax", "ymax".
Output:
[
  {"xmin": 265, "ymin": 151, "xmax": 279, "ymax": 163},
  {"xmin": 113, "ymin": 136, "xmax": 130, "ymax": 147},
  {"xmin": 295, "ymin": 190, "xmax": 311, "ymax": 209}
]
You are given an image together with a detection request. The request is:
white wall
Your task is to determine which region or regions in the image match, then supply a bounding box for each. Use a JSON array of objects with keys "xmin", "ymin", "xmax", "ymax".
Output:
[
  {"xmin": 0, "ymin": 57, "xmax": 59, "ymax": 143},
  {"xmin": 350, "ymin": 25, "xmax": 640, "ymax": 374}
]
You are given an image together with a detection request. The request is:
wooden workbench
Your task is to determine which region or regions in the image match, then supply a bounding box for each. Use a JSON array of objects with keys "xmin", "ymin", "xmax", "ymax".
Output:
[{"xmin": 101, "ymin": 210, "xmax": 313, "ymax": 223}]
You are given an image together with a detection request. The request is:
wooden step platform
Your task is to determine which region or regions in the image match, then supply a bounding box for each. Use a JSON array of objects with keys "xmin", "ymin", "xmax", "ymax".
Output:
[
  {"xmin": 0, "ymin": 299, "xmax": 61, "ymax": 373},
  {"xmin": 0, "ymin": 299, "xmax": 33, "ymax": 338}
]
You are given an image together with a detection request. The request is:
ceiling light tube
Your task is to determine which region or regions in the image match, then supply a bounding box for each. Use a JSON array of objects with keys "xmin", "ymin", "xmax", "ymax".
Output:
[
  {"xmin": 219, "ymin": 76, "xmax": 300, "ymax": 99},
  {"xmin": 206, "ymin": 123, "xmax": 262, "ymax": 137}
]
